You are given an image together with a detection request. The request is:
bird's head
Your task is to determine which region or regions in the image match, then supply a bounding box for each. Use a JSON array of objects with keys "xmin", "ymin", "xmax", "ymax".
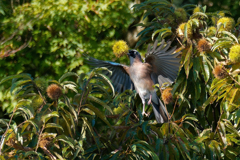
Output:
[{"xmin": 127, "ymin": 50, "xmax": 142, "ymax": 64}]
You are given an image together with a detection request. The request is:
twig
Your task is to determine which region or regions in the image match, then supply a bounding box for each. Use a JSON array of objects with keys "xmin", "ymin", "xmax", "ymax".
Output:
[
  {"xmin": 214, "ymin": 109, "xmax": 224, "ymax": 136},
  {"xmin": 224, "ymin": 68, "xmax": 240, "ymax": 86},
  {"xmin": 37, "ymin": 89, "xmax": 46, "ymax": 105},
  {"xmin": 132, "ymin": 113, "xmax": 139, "ymax": 121},
  {"xmin": 169, "ymin": 97, "xmax": 178, "ymax": 120},
  {"xmin": 177, "ymin": 38, "xmax": 185, "ymax": 48},
  {"xmin": 1, "ymin": 37, "xmax": 32, "ymax": 58},
  {"xmin": 35, "ymin": 125, "xmax": 45, "ymax": 152},
  {"xmin": 0, "ymin": 30, "xmax": 18, "ymax": 45}
]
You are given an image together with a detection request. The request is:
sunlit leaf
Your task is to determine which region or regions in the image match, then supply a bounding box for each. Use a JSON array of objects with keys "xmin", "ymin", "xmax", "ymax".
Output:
[
  {"xmin": 41, "ymin": 111, "xmax": 59, "ymax": 124},
  {"xmin": 45, "ymin": 123, "xmax": 64, "ymax": 132}
]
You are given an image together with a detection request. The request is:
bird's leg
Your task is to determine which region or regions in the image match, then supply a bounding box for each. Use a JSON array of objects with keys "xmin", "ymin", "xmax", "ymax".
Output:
[
  {"xmin": 147, "ymin": 94, "xmax": 152, "ymax": 105},
  {"xmin": 140, "ymin": 95, "xmax": 149, "ymax": 117},
  {"xmin": 142, "ymin": 101, "xmax": 146, "ymax": 116}
]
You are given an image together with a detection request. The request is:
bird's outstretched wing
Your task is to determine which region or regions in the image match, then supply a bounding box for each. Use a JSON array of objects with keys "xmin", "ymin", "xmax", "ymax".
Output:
[
  {"xmin": 145, "ymin": 39, "xmax": 180, "ymax": 86},
  {"xmin": 85, "ymin": 56, "xmax": 134, "ymax": 93}
]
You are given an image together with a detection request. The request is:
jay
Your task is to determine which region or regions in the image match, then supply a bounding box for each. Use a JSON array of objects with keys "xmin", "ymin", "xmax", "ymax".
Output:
[{"xmin": 86, "ymin": 40, "xmax": 180, "ymax": 123}]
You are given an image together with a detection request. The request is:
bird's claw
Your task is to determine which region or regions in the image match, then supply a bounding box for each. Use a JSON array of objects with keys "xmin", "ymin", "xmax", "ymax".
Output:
[{"xmin": 142, "ymin": 112, "xmax": 149, "ymax": 117}]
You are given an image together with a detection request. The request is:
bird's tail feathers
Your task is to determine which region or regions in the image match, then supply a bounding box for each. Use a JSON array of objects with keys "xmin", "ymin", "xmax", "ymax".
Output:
[{"xmin": 151, "ymin": 99, "xmax": 168, "ymax": 123}]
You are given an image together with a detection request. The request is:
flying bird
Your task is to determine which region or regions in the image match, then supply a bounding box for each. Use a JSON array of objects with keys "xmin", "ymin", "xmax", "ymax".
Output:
[{"xmin": 85, "ymin": 40, "xmax": 180, "ymax": 123}]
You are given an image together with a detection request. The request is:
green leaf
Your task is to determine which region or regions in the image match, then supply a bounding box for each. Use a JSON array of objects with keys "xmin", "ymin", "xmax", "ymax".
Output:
[
  {"xmin": 94, "ymin": 73, "xmax": 115, "ymax": 97},
  {"xmin": 54, "ymin": 135, "xmax": 75, "ymax": 149},
  {"xmin": 131, "ymin": 144, "xmax": 137, "ymax": 152},
  {"xmin": 200, "ymin": 56, "xmax": 210, "ymax": 83},
  {"xmin": 224, "ymin": 120, "xmax": 240, "ymax": 137},
  {"xmin": 24, "ymin": 151, "xmax": 43, "ymax": 159},
  {"xmin": 210, "ymin": 140, "xmax": 221, "ymax": 159},
  {"xmin": 177, "ymin": 137, "xmax": 191, "ymax": 160},
  {"xmin": 41, "ymin": 111, "xmax": 59, "ymax": 124},
  {"xmin": 53, "ymin": 151, "xmax": 65, "ymax": 160},
  {"xmin": 219, "ymin": 30, "xmax": 238, "ymax": 43},
  {"xmin": 60, "ymin": 112, "xmax": 73, "ymax": 138},
  {"xmin": 25, "ymin": 119, "xmax": 39, "ymax": 133},
  {"xmin": 169, "ymin": 143, "xmax": 179, "ymax": 160},
  {"xmin": 142, "ymin": 121, "xmax": 148, "ymax": 135},
  {"xmin": 211, "ymin": 40, "xmax": 232, "ymax": 51},
  {"xmin": 63, "ymin": 95, "xmax": 78, "ymax": 121},
  {"xmin": 190, "ymin": 12, "xmax": 208, "ymax": 19},
  {"xmin": 82, "ymin": 117, "xmax": 100, "ymax": 151},
  {"xmin": 0, "ymin": 119, "xmax": 9, "ymax": 126},
  {"xmin": 163, "ymin": 144, "xmax": 169, "ymax": 160},
  {"xmin": 63, "ymin": 84, "xmax": 78, "ymax": 93},
  {"xmin": 184, "ymin": 45, "xmax": 192, "ymax": 78},
  {"xmin": 17, "ymin": 106, "xmax": 34, "ymax": 119},
  {"xmin": 10, "ymin": 79, "xmax": 33, "ymax": 94},
  {"xmin": 88, "ymin": 95, "xmax": 113, "ymax": 114},
  {"xmin": 172, "ymin": 73, "xmax": 185, "ymax": 94},
  {"xmin": 0, "ymin": 74, "xmax": 31, "ymax": 85},
  {"xmin": 183, "ymin": 114, "xmax": 198, "ymax": 122},
  {"xmin": 48, "ymin": 80, "xmax": 61, "ymax": 85},
  {"xmin": 193, "ymin": 57, "xmax": 200, "ymax": 81},
  {"xmin": 59, "ymin": 72, "xmax": 79, "ymax": 83},
  {"xmin": 184, "ymin": 23, "xmax": 188, "ymax": 39},
  {"xmin": 152, "ymin": 28, "xmax": 172, "ymax": 40},
  {"xmin": 45, "ymin": 123, "xmax": 64, "ymax": 132},
  {"xmin": 83, "ymin": 104, "xmax": 112, "ymax": 129}
]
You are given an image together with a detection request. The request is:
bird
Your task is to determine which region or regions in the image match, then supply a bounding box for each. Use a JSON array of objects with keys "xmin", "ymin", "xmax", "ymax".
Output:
[{"xmin": 85, "ymin": 39, "xmax": 180, "ymax": 123}]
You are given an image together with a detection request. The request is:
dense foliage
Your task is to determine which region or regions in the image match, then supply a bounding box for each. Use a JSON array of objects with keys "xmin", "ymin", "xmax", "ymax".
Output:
[
  {"xmin": 0, "ymin": 0, "xmax": 138, "ymax": 114},
  {"xmin": 1, "ymin": 0, "xmax": 240, "ymax": 159}
]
